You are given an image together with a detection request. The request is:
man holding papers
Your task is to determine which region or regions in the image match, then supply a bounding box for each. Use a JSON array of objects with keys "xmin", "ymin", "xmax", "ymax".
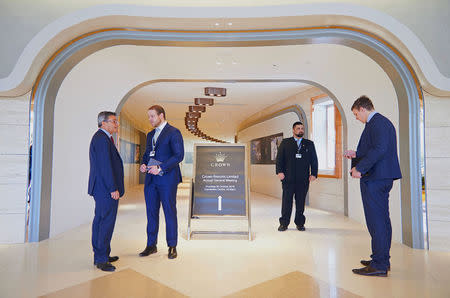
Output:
[
  {"xmin": 344, "ymin": 96, "xmax": 401, "ymax": 277},
  {"xmin": 139, "ymin": 105, "xmax": 184, "ymax": 259}
]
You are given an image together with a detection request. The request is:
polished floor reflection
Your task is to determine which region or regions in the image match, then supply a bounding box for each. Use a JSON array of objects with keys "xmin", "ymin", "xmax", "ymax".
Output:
[
  {"xmin": 226, "ymin": 271, "xmax": 361, "ymax": 298},
  {"xmin": 39, "ymin": 269, "xmax": 187, "ymax": 298},
  {"xmin": 1, "ymin": 183, "xmax": 450, "ymax": 297}
]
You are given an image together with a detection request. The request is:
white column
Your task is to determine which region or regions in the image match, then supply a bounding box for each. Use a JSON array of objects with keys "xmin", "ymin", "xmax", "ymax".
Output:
[
  {"xmin": 424, "ymin": 92, "xmax": 450, "ymax": 251},
  {"xmin": 0, "ymin": 92, "xmax": 30, "ymax": 243}
]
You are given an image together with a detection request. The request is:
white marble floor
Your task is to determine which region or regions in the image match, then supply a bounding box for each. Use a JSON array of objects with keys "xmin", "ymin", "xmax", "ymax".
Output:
[{"xmin": 1, "ymin": 184, "xmax": 449, "ymax": 297}]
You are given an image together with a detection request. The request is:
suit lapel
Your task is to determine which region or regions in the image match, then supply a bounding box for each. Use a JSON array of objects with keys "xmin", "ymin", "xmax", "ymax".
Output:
[
  {"xmin": 155, "ymin": 124, "xmax": 170, "ymax": 149},
  {"xmin": 357, "ymin": 123, "xmax": 370, "ymax": 151},
  {"xmin": 290, "ymin": 137, "xmax": 297, "ymax": 152},
  {"xmin": 110, "ymin": 135, "xmax": 121, "ymax": 158},
  {"xmin": 99, "ymin": 129, "xmax": 121, "ymax": 158}
]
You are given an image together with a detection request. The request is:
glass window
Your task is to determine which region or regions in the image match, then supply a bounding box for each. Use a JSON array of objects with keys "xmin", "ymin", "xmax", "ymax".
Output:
[{"xmin": 311, "ymin": 96, "xmax": 340, "ymax": 177}]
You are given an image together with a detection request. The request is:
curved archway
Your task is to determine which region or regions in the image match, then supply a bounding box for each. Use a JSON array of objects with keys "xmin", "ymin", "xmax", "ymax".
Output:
[
  {"xmin": 29, "ymin": 27, "xmax": 423, "ymax": 249},
  {"xmin": 115, "ymin": 79, "xmax": 343, "ymax": 211}
]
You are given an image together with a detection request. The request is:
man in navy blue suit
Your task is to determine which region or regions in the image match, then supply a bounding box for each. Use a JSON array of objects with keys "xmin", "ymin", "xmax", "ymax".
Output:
[
  {"xmin": 344, "ymin": 96, "xmax": 402, "ymax": 277},
  {"xmin": 88, "ymin": 111, "xmax": 124, "ymax": 272},
  {"xmin": 139, "ymin": 105, "xmax": 184, "ymax": 259}
]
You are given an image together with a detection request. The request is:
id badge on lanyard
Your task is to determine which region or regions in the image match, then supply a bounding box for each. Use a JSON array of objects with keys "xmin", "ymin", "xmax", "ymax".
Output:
[{"xmin": 296, "ymin": 142, "xmax": 302, "ymax": 159}]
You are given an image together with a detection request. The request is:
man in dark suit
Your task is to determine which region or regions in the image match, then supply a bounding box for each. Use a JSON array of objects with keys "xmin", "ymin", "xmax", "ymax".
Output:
[
  {"xmin": 139, "ymin": 105, "xmax": 184, "ymax": 259},
  {"xmin": 88, "ymin": 111, "xmax": 124, "ymax": 272},
  {"xmin": 344, "ymin": 96, "xmax": 402, "ymax": 277},
  {"xmin": 276, "ymin": 121, "xmax": 318, "ymax": 232}
]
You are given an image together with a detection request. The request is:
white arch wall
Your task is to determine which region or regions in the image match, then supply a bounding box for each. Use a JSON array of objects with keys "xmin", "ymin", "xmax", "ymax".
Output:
[
  {"xmin": 0, "ymin": 6, "xmax": 447, "ymax": 250},
  {"xmin": 0, "ymin": 3, "xmax": 449, "ymax": 96},
  {"xmin": 48, "ymin": 43, "xmax": 401, "ymax": 241}
]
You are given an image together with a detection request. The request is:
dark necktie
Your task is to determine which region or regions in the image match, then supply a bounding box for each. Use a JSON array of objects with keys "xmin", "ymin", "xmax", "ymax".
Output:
[{"xmin": 110, "ymin": 136, "xmax": 115, "ymax": 146}]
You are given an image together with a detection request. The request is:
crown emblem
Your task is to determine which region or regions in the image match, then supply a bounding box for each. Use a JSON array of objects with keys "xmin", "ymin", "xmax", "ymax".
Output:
[{"xmin": 215, "ymin": 152, "xmax": 227, "ymax": 162}]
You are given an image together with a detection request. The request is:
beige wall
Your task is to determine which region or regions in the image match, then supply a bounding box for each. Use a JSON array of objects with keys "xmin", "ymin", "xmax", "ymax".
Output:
[
  {"xmin": 424, "ymin": 92, "xmax": 450, "ymax": 251},
  {"xmin": 0, "ymin": 92, "xmax": 30, "ymax": 243}
]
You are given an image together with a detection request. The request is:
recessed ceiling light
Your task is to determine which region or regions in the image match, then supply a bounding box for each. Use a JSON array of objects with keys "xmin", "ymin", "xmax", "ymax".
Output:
[
  {"xmin": 228, "ymin": 22, "xmax": 233, "ymax": 26},
  {"xmin": 215, "ymin": 23, "xmax": 220, "ymax": 26}
]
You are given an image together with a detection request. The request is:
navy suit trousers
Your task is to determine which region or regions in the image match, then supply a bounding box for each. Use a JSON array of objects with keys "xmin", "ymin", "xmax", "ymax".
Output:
[
  {"xmin": 92, "ymin": 194, "xmax": 118, "ymax": 264},
  {"xmin": 144, "ymin": 183, "xmax": 178, "ymax": 247},
  {"xmin": 360, "ymin": 179, "xmax": 393, "ymax": 271}
]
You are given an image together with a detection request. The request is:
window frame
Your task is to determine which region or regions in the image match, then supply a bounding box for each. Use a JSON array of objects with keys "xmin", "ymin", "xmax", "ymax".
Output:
[{"xmin": 311, "ymin": 94, "xmax": 342, "ymax": 179}]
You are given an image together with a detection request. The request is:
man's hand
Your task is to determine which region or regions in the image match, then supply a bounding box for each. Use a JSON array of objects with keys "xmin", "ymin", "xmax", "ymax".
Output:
[
  {"xmin": 111, "ymin": 190, "xmax": 119, "ymax": 200},
  {"xmin": 343, "ymin": 150, "xmax": 356, "ymax": 159},
  {"xmin": 351, "ymin": 167, "xmax": 362, "ymax": 178},
  {"xmin": 139, "ymin": 164, "xmax": 147, "ymax": 173},
  {"xmin": 277, "ymin": 173, "xmax": 285, "ymax": 180},
  {"xmin": 309, "ymin": 175, "xmax": 317, "ymax": 182},
  {"xmin": 148, "ymin": 165, "xmax": 161, "ymax": 175}
]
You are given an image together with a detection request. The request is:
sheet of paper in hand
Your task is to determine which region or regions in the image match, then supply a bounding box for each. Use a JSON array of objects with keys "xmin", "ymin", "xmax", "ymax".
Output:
[{"xmin": 147, "ymin": 158, "xmax": 163, "ymax": 176}]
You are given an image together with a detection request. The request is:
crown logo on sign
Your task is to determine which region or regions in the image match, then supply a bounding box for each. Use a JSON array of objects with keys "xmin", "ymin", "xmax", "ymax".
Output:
[{"xmin": 215, "ymin": 152, "xmax": 227, "ymax": 162}]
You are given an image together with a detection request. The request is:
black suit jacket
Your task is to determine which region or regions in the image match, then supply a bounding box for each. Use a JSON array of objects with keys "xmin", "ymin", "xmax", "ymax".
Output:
[{"xmin": 276, "ymin": 137, "xmax": 318, "ymax": 184}]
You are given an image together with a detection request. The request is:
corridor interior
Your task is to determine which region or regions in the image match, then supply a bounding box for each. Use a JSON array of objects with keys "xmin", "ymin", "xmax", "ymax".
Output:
[{"xmin": 1, "ymin": 183, "xmax": 449, "ymax": 298}]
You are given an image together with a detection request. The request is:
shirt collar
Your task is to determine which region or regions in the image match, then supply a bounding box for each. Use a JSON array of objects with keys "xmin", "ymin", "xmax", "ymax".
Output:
[
  {"xmin": 156, "ymin": 121, "xmax": 167, "ymax": 131},
  {"xmin": 367, "ymin": 111, "xmax": 377, "ymax": 123},
  {"xmin": 293, "ymin": 136, "xmax": 303, "ymax": 143},
  {"xmin": 100, "ymin": 128, "xmax": 112, "ymax": 138}
]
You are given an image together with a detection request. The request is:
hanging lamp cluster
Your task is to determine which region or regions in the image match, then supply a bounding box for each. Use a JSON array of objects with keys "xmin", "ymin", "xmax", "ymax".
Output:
[{"xmin": 184, "ymin": 88, "xmax": 228, "ymax": 143}]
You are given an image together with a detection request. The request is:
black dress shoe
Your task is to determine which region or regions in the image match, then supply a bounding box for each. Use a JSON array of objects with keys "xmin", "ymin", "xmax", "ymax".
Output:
[
  {"xmin": 278, "ymin": 224, "xmax": 288, "ymax": 231},
  {"xmin": 360, "ymin": 260, "xmax": 390, "ymax": 271},
  {"xmin": 109, "ymin": 256, "xmax": 119, "ymax": 263},
  {"xmin": 352, "ymin": 265, "xmax": 388, "ymax": 277},
  {"xmin": 139, "ymin": 245, "xmax": 157, "ymax": 257},
  {"xmin": 168, "ymin": 247, "xmax": 177, "ymax": 259},
  {"xmin": 296, "ymin": 225, "xmax": 305, "ymax": 231},
  {"xmin": 94, "ymin": 256, "xmax": 119, "ymax": 265},
  {"xmin": 96, "ymin": 262, "xmax": 116, "ymax": 272}
]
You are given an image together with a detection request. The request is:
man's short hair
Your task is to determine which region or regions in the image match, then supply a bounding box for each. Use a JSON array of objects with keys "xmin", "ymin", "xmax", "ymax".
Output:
[
  {"xmin": 293, "ymin": 121, "xmax": 303, "ymax": 129},
  {"xmin": 148, "ymin": 105, "xmax": 166, "ymax": 119},
  {"xmin": 97, "ymin": 111, "xmax": 116, "ymax": 128},
  {"xmin": 351, "ymin": 95, "xmax": 374, "ymax": 111}
]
